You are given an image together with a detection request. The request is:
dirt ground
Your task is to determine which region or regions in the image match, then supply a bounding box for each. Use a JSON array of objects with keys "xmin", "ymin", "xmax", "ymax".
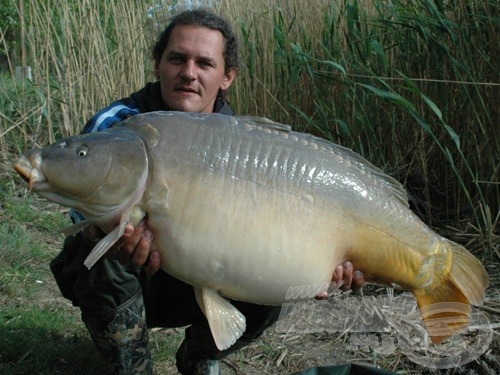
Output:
[
  {"xmin": 152, "ymin": 282, "xmax": 500, "ymax": 374},
  {"xmin": 31, "ymin": 254, "xmax": 498, "ymax": 375}
]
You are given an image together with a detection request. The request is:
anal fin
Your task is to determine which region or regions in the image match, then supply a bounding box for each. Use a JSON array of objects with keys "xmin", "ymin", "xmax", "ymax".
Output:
[{"xmin": 194, "ymin": 287, "xmax": 246, "ymax": 351}]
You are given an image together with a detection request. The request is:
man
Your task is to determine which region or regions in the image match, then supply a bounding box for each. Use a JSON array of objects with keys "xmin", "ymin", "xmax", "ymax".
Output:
[{"xmin": 50, "ymin": 9, "xmax": 364, "ymax": 375}]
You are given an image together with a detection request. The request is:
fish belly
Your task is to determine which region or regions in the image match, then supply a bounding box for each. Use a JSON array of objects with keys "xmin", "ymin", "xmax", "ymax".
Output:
[
  {"xmin": 144, "ymin": 119, "xmax": 433, "ymax": 305},
  {"xmin": 148, "ymin": 168, "xmax": 350, "ymax": 305}
]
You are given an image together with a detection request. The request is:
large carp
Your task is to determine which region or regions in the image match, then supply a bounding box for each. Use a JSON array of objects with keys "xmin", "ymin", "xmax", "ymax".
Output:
[{"xmin": 14, "ymin": 111, "xmax": 488, "ymax": 350}]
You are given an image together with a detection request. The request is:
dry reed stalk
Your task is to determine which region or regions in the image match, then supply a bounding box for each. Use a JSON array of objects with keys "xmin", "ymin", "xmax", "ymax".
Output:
[
  {"xmin": 22, "ymin": 0, "xmax": 150, "ymax": 138},
  {"xmin": 1, "ymin": 0, "xmax": 497, "ymax": 252}
]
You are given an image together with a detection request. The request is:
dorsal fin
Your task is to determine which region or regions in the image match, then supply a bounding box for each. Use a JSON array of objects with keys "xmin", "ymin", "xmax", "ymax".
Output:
[{"xmin": 238, "ymin": 116, "xmax": 292, "ymax": 132}]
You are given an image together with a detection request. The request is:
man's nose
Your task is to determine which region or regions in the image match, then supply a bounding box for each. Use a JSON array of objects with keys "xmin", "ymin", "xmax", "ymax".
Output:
[{"xmin": 180, "ymin": 60, "xmax": 196, "ymax": 80}]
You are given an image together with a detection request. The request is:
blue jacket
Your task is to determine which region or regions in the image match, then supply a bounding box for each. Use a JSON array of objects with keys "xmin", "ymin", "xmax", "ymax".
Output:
[{"xmin": 81, "ymin": 81, "xmax": 233, "ymax": 134}]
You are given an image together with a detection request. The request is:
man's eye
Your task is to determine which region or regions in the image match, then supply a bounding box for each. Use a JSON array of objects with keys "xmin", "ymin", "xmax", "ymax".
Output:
[
  {"xmin": 168, "ymin": 56, "xmax": 183, "ymax": 64},
  {"xmin": 199, "ymin": 61, "xmax": 212, "ymax": 68}
]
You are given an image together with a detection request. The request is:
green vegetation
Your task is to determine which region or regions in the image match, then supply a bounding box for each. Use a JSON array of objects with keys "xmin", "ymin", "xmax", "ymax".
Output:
[
  {"xmin": 0, "ymin": 174, "xmax": 186, "ymax": 373},
  {"xmin": 232, "ymin": 0, "xmax": 499, "ymax": 248},
  {"xmin": 0, "ymin": 0, "xmax": 498, "ymax": 373},
  {"xmin": 1, "ymin": 0, "xmax": 497, "ymax": 246},
  {"xmin": 0, "ymin": 177, "xmax": 98, "ymax": 374}
]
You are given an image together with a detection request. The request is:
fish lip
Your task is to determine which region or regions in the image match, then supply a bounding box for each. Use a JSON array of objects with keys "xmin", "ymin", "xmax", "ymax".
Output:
[
  {"xmin": 14, "ymin": 162, "xmax": 31, "ymax": 184},
  {"xmin": 14, "ymin": 157, "xmax": 33, "ymax": 184},
  {"xmin": 14, "ymin": 156, "xmax": 52, "ymax": 191}
]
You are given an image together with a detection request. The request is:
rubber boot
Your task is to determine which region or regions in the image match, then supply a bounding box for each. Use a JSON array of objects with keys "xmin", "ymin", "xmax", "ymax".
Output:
[
  {"xmin": 175, "ymin": 337, "xmax": 221, "ymax": 375},
  {"xmin": 175, "ymin": 322, "xmax": 255, "ymax": 375},
  {"xmin": 83, "ymin": 291, "xmax": 153, "ymax": 374}
]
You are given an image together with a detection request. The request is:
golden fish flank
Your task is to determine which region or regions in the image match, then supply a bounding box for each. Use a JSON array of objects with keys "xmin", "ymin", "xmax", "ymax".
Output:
[{"xmin": 14, "ymin": 111, "xmax": 489, "ymax": 351}]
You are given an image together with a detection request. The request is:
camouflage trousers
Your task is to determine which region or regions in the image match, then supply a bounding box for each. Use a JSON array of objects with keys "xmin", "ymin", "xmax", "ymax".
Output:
[
  {"xmin": 83, "ymin": 290, "xmax": 153, "ymax": 375},
  {"xmin": 51, "ymin": 233, "xmax": 281, "ymax": 374}
]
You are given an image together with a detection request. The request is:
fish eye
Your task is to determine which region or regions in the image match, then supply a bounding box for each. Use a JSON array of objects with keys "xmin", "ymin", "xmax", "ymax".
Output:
[{"xmin": 76, "ymin": 145, "xmax": 88, "ymax": 157}]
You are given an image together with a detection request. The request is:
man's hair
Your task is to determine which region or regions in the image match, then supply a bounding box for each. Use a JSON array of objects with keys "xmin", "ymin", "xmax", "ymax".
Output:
[{"xmin": 152, "ymin": 9, "xmax": 239, "ymax": 74}]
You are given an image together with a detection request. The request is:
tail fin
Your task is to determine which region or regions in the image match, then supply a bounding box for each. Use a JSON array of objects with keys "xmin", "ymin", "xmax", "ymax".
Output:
[
  {"xmin": 414, "ymin": 240, "xmax": 489, "ymax": 344},
  {"xmin": 446, "ymin": 240, "xmax": 489, "ymax": 305}
]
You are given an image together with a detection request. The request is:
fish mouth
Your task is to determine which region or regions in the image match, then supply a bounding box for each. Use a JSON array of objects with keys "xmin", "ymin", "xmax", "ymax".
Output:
[
  {"xmin": 14, "ymin": 161, "xmax": 31, "ymax": 184},
  {"xmin": 14, "ymin": 155, "xmax": 52, "ymax": 192}
]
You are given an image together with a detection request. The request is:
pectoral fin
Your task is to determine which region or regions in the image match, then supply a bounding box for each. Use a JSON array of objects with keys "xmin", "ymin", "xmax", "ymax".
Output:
[
  {"xmin": 194, "ymin": 287, "xmax": 246, "ymax": 351},
  {"xmin": 82, "ymin": 207, "xmax": 146, "ymax": 270},
  {"xmin": 83, "ymin": 220, "xmax": 127, "ymax": 269}
]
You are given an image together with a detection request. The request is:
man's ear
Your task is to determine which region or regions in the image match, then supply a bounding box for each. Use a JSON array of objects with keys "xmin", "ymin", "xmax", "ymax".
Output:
[
  {"xmin": 154, "ymin": 60, "xmax": 160, "ymax": 80},
  {"xmin": 220, "ymin": 68, "xmax": 237, "ymax": 91}
]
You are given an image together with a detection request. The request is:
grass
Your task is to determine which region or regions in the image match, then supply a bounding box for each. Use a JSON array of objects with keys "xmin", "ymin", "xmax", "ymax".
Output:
[
  {"xmin": 0, "ymin": 307, "xmax": 99, "ymax": 374},
  {"xmin": 0, "ymin": 176, "xmax": 97, "ymax": 374},
  {"xmin": 0, "ymin": 175, "xmax": 184, "ymax": 374},
  {"xmin": 0, "ymin": 173, "xmax": 188, "ymax": 374}
]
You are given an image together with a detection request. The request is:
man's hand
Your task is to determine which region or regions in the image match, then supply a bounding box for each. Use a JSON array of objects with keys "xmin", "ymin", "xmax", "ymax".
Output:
[
  {"xmin": 117, "ymin": 220, "xmax": 161, "ymax": 276},
  {"xmin": 315, "ymin": 261, "xmax": 365, "ymax": 299},
  {"xmin": 332, "ymin": 261, "xmax": 364, "ymax": 292},
  {"xmin": 82, "ymin": 220, "xmax": 161, "ymax": 276}
]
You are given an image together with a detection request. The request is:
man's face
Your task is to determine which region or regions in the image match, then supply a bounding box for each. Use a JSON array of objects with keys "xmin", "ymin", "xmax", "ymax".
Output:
[{"xmin": 154, "ymin": 24, "xmax": 237, "ymax": 113}]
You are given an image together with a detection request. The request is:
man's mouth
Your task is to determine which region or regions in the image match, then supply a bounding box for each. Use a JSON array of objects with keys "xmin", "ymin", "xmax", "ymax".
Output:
[{"xmin": 175, "ymin": 87, "xmax": 198, "ymax": 94}]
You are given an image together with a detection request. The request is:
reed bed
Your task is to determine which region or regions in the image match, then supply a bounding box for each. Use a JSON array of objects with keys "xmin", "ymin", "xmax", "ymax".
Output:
[{"xmin": 0, "ymin": 0, "xmax": 498, "ymax": 256}]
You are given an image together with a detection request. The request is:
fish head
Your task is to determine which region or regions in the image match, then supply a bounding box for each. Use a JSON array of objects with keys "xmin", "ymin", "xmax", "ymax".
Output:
[{"xmin": 13, "ymin": 128, "xmax": 149, "ymax": 219}]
